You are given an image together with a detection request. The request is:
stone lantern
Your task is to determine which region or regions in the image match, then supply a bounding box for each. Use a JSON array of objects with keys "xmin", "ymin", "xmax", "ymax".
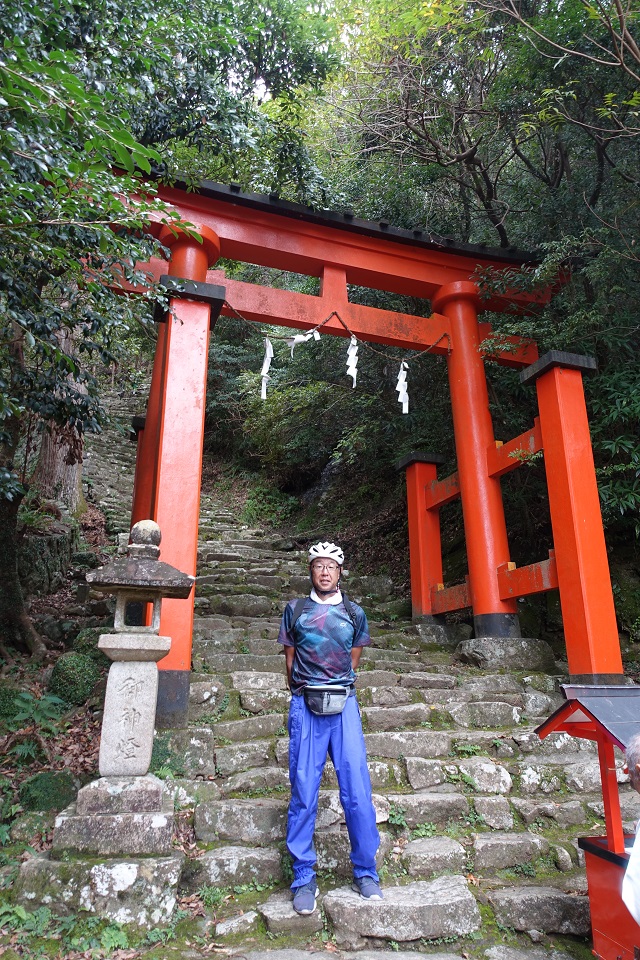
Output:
[
  {"xmin": 86, "ymin": 519, "xmax": 194, "ymax": 777},
  {"xmin": 12, "ymin": 522, "xmax": 195, "ymax": 914}
]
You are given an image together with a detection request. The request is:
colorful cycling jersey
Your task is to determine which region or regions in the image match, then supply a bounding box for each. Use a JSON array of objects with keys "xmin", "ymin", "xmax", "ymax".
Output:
[{"xmin": 278, "ymin": 596, "xmax": 370, "ymax": 694}]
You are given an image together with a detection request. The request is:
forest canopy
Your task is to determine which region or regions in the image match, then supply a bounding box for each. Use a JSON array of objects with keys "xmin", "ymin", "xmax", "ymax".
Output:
[{"xmin": 1, "ymin": 0, "xmax": 639, "ymax": 653}]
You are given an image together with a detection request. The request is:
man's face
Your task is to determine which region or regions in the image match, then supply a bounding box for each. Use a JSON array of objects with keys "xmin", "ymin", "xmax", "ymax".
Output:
[{"xmin": 310, "ymin": 559, "xmax": 341, "ymax": 594}]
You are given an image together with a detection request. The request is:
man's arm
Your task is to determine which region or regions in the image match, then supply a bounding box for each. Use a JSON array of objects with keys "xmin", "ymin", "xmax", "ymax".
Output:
[
  {"xmin": 285, "ymin": 645, "xmax": 295, "ymax": 689},
  {"xmin": 351, "ymin": 646, "xmax": 363, "ymax": 671}
]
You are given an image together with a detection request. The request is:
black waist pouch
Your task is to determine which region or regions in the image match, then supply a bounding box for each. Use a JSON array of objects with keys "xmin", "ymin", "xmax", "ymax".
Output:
[{"xmin": 303, "ymin": 684, "xmax": 352, "ymax": 716}]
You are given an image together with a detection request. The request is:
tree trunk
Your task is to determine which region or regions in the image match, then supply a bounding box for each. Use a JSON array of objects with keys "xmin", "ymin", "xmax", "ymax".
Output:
[
  {"xmin": 32, "ymin": 422, "xmax": 86, "ymax": 516},
  {"xmin": 0, "ymin": 326, "xmax": 48, "ymax": 660},
  {"xmin": 0, "ymin": 487, "xmax": 47, "ymax": 660},
  {"xmin": 32, "ymin": 326, "xmax": 87, "ymax": 516}
]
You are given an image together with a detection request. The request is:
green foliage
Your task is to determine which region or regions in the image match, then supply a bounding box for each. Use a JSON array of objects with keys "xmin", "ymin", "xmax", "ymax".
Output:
[
  {"xmin": 142, "ymin": 909, "xmax": 189, "ymax": 946},
  {"xmin": 18, "ymin": 770, "xmax": 76, "ymax": 811},
  {"xmin": 149, "ymin": 734, "xmax": 186, "ymax": 779},
  {"xmin": 100, "ymin": 925, "xmax": 130, "ymax": 951},
  {"xmin": 453, "ymin": 742, "xmax": 482, "ymax": 758},
  {"xmin": 0, "ymin": 905, "xmax": 134, "ymax": 956},
  {"xmin": 388, "ymin": 802, "xmax": 408, "ymax": 830},
  {"xmin": 48, "ymin": 652, "xmax": 101, "ymax": 705},
  {"xmin": 72, "ymin": 627, "xmax": 111, "ymax": 668},
  {"xmin": 0, "ymin": 0, "xmax": 340, "ymax": 658},
  {"xmin": 281, "ymin": 849, "xmax": 294, "ymax": 884},
  {"xmin": 199, "ymin": 884, "xmax": 228, "ymax": 908},
  {"xmin": 0, "ymin": 775, "xmax": 19, "ymax": 827},
  {"xmin": 411, "ymin": 821, "xmax": 437, "ymax": 839},
  {"xmin": 5, "ymin": 691, "xmax": 66, "ymax": 734}
]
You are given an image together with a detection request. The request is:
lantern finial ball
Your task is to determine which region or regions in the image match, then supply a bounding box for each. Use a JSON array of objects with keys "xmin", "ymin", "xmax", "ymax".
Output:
[{"xmin": 130, "ymin": 520, "xmax": 162, "ymax": 547}]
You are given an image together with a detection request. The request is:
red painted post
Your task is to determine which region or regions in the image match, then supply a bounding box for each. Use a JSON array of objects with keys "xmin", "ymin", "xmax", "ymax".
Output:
[
  {"xmin": 433, "ymin": 281, "xmax": 519, "ymax": 637},
  {"xmin": 397, "ymin": 452, "xmax": 445, "ymax": 619},
  {"xmin": 129, "ymin": 415, "xmax": 146, "ymax": 526},
  {"xmin": 152, "ymin": 223, "xmax": 222, "ymax": 727},
  {"xmin": 521, "ymin": 352, "xmax": 624, "ymax": 681},
  {"xmin": 130, "ymin": 322, "xmax": 169, "ymax": 527}
]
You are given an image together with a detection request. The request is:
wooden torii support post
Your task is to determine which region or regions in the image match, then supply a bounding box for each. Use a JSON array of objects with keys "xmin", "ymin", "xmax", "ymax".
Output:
[{"xmin": 123, "ymin": 180, "xmax": 622, "ymax": 727}]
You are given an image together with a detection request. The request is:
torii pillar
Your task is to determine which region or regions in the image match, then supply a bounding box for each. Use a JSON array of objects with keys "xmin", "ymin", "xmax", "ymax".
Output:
[
  {"xmin": 433, "ymin": 281, "xmax": 520, "ymax": 639},
  {"xmin": 131, "ymin": 222, "xmax": 224, "ymax": 727},
  {"xmin": 520, "ymin": 352, "xmax": 623, "ymax": 682}
]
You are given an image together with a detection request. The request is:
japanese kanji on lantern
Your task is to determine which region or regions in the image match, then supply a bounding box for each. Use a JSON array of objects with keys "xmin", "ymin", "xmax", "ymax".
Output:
[{"xmin": 86, "ymin": 519, "xmax": 194, "ymax": 777}]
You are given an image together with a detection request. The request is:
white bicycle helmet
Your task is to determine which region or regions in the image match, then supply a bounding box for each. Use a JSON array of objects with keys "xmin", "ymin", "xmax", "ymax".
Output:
[{"xmin": 308, "ymin": 541, "xmax": 344, "ymax": 566}]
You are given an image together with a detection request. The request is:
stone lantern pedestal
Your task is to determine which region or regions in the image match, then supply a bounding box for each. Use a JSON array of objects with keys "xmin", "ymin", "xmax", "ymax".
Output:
[{"xmin": 14, "ymin": 521, "xmax": 195, "ymax": 926}]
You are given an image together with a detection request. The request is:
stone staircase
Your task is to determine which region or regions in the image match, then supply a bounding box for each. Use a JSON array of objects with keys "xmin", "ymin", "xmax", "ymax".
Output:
[{"xmin": 79, "ymin": 393, "xmax": 640, "ymax": 958}]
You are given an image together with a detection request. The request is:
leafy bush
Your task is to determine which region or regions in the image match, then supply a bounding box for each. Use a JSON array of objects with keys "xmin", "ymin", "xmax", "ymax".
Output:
[
  {"xmin": 6, "ymin": 692, "xmax": 66, "ymax": 734},
  {"xmin": 72, "ymin": 628, "xmax": 110, "ymax": 669},
  {"xmin": 48, "ymin": 653, "xmax": 101, "ymax": 705}
]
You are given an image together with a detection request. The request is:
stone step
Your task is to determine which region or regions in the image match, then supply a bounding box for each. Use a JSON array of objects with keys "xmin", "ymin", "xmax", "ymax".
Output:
[
  {"xmin": 181, "ymin": 845, "xmax": 283, "ymax": 889},
  {"xmin": 448, "ymin": 700, "xmax": 523, "ymax": 728},
  {"xmin": 203, "ymin": 594, "xmax": 276, "ymax": 618},
  {"xmin": 472, "ymin": 831, "xmax": 549, "ymax": 871},
  {"xmin": 188, "ymin": 676, "xmax": 227, "ymax": 721},
  {"xmin": 193, "ymin": 616, "xmax": 281, "ymax": 639},
  {"xmin": 362, "ymin": 703, "xmax": 450, "ymax": 731},
  {"xmin": 15, "ymin": 853, "xmax": 184, "ymax": 926},
  {"xmin": 213, "ymin": 713, "xmax": 285, "ymax": 743},
  {"xmin": 222, "ymin": 766, "xmax": 290, "ymax": 796},
  {"xmin": 195, "ymin": 798, "xmax": 288, "ymax": 845},
  {"xmin": 400, "ymin": 671, "xmax": 458, "ymax": 689},
  {"xmin": 402, "ymin": 836, "xmax": 466, "ymax": 877},
  {"xmin": 231, "ymin": 670, "xmax": 287, "ymax": 692},
  {"xmin": 487, "ymin": 884, "xmax": 590, "ymax": 937},
  {"xmin": 215, "ymin": 739, "xmax": 276, "ymax": 775},
  {"xmin": 197, "ymin": 581, "xmax": 276, "ymax": 598},
  {"xmin": 364, "ymin": 730, "xmax": 452, "ymax": 759},
  {"xmin": 238, "ymin": 689, "xmax": 291, "ymax": 714},
  {"xmin": 192, "ymin": 651, "xmax": 285, "ymax": 674},
  {"xmin": 245, "ymin": 637, "xmax": 281, "ymax": 655},
  {"xmin": 356, "ymin": 669, "xmax": 403, "ymax": 687},
  {"xmin": 323, "ymin": 876, "xmax": 482, "ymax": 949},
  {"xmin": 362, "ymin": 648, "xmax": 427, "ymax": 664}
]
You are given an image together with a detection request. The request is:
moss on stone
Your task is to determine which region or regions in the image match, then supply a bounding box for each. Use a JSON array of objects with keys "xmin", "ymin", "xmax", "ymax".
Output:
[
  {"xmin": 0, "ymin": 683, "xmax": 22, "ymax": 725},
  {"xmin": 48, "ymin": 652, "xmax": 101, "ymax": 705},
  {"xmin": 19, "ymin": 771, "xmax": 76, "ymax": 812},
  {"xmin": 9, "ymin": 810, "xmax": 55, "ymax": 843},
  {"xmin": 149, "ymin": 734, "xmax": 187, "ymax": 779},
  {"xmin": 72, "ymin": 628, "xmax": 110, "ymax": 669}
]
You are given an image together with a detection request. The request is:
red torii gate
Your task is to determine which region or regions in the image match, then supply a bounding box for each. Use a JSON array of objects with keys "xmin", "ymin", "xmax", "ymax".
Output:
[{"xmin": 123, "ymin": 180, "xmax": 623, "ymax": 727}]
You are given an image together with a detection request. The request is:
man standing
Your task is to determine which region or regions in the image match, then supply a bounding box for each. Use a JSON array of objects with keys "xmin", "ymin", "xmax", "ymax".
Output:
[{"xmin": 278, "ymin": 541, "xmax": 382, "ymax": 916}]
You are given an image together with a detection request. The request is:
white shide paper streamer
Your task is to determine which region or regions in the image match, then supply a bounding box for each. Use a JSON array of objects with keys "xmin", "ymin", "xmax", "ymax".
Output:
[
  {"xmin": 284, "ymin": 329, "xmax": 320, "ymax": 358},
  {"xmin": 396, "ymin": 361, "xmax": 409, "ymax": 414},
  {"xmin": 346, "ymin": 336, "xmax": 358, "ymax": 388},
  {"xmin": 261, "ymin": 338, "xmax": 274, "ymax": 400}
]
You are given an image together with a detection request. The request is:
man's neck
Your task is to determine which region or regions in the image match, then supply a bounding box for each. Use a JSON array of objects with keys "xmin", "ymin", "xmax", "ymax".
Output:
[{"xmin": 310, "ymin": 587, "xmax": 342, "ymax": 605}]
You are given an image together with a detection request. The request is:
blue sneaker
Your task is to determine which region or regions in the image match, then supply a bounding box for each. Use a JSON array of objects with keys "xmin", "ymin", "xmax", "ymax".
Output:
[
  {"xmin": 292, "ymin": 880, "xmax": 319, "ymax": 915},
  {"xmin": 352, "ymin": 876, "xmax": 383, "ymax": 900}
]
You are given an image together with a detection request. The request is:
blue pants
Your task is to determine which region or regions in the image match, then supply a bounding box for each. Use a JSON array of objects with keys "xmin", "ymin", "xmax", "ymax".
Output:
[{"xmin": 286, "ymin": 693, "xmax": 380, "ymax": 889}]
